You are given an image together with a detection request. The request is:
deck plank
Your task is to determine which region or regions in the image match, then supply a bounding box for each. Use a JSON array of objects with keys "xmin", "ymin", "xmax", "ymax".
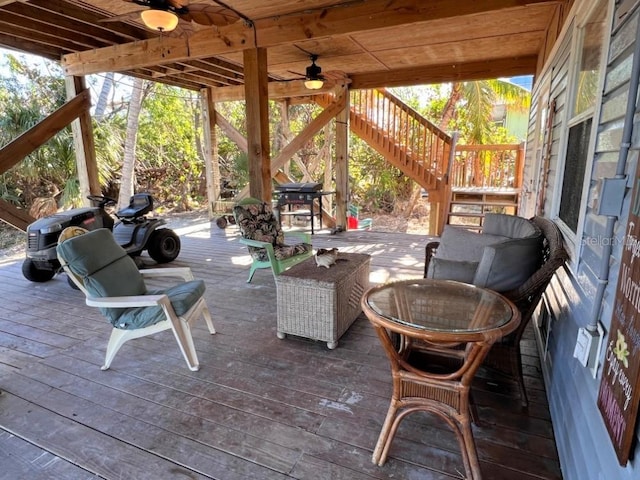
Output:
[{"xmin": 0, "ymin": 220, "xmax": 562, "ymax": 479}]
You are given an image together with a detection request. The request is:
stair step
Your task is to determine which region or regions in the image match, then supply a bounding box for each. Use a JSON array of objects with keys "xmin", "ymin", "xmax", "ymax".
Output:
[
  {"xmin": 450, "ymin": 205, "xmax": 483, "ymax": 214},
  {"xmin": 445, "ymin": 223, "xmax": 483, "ymax": 232},
  {"xmin": 452, "ymin": 193, "xmax": 519, "ymax": 202},
  {"xmin": 450, "ymin": 200, "xmax": 518, "ymax": 207},
  {"xmin": 448, "ymin": 212, "xmax": 486, "ymax": 218}
]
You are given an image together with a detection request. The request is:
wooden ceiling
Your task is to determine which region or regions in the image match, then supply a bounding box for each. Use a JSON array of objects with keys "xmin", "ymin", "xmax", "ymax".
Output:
[{"xmin": 0, "ymin": 0, "xmax": 571, "ymax": 93}]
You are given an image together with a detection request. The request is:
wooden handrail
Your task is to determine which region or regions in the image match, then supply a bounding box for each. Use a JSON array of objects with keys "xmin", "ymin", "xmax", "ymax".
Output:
[
  {"xmin": 349, "ymin": 88, "xmax": 452, "ymax": 191},
  {"xmin": 450, "ymin": 143, "xmax": 524, "ymax": 189},
  {"xmin": 315, "ymin": 88, "xmax": 524, "ymax": 206}
]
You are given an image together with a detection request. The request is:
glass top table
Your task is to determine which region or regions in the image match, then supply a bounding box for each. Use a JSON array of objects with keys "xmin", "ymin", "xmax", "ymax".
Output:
[
  {"xmin": 361, "ymin": 278, "xmax": 520, "ymax": 480},
  {"xmin": 364, "ymin": 278, "xmax": 516, "ymax": 339}
]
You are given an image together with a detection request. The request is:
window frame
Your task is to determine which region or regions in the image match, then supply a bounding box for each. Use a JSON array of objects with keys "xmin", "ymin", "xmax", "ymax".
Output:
[{"xmin": 551, "ymin": 0, "xmax": 613, "ymax": 263}]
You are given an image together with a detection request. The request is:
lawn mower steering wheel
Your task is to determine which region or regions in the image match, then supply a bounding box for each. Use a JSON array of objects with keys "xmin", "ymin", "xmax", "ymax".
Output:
[{"xmin": 87, "ymin": 195, "xmax": 117, "ymax": 207}]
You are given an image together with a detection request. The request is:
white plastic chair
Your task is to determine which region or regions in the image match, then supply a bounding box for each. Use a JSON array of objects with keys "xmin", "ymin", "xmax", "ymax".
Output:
[{"xmin": 57, "ymin": 227, "xmax": 215, "ymax": 371}]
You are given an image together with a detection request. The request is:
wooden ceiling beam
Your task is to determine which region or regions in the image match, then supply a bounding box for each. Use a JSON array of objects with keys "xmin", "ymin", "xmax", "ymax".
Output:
[
  {"xmin": 0, "ymin": 17, "xmax": 100, "ymax": 53},
  {"xmin": 3, "ymin": 1, "xmax": 142, "ymax": 47},
  {"xmin": 62, "ymin": 0, "xmax": 560, "ymax": 76},
  {"xmin": 209, "ymin": 78, "xmax": 349, "ymax": 102},
  {"xmin": 128, "ymin": 70, "xmax": 205, "ymax": 90},
  {"xmin": 24, "ymin": 0, "xmax": 149, "ymax": 43},
  {"xmin": 349, "ymin": 55, "xmax": 539, "ymax": 89},
  {"xmin": 187, "ymin": 60, "xmax": 245, "ymax": 83},
  {"xmin": 0, "ymin": 32, "xmax": 60, "ymax": 61},
  {"xmin": 165, "ymin": 71, "xmax": 231, "ymax": 88}
]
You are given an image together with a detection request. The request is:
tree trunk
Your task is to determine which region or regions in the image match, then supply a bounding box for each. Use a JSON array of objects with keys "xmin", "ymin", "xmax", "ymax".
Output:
[
  {"xmin": 94, "ymin": 72, "xmax": 114, "ymax": 121},
  {"xmin": 405, "ymin": 185, "xmax": 422, "ymax": 219},
  {"xmin": 279, "ymin": 100, "xmax": 292, "ymax": 177},
  {"xmin": 118, "ymin": 77, "xmax": 144, "ymax": 209},
  {"xmin": 439, "ymin": 82, "xmax": 463, "ymax": 131}
]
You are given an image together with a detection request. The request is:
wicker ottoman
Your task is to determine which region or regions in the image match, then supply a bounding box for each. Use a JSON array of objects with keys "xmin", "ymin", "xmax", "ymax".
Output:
[{"xmin": 275, "ymin": 252, "xmax": 371, "ymax": 349}]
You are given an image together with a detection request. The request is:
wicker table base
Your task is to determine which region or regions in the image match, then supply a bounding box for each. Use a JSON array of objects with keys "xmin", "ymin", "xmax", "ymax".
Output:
[{"xmin": 275, "ymin": 252, "xmax": 371, "ymax": 348}]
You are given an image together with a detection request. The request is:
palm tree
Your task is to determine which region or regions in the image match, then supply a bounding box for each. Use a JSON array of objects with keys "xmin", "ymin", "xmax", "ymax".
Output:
[
  {"xmin": 94, "ymin": 71, "xmax": 114, "ymax": 121},
  {"xmin": 439, "ymin": 79, "xmax": 531, "ymax": 143},
  {"xmin": 118, "ymin": 77, "xmax": 146, "ymax": 209}
]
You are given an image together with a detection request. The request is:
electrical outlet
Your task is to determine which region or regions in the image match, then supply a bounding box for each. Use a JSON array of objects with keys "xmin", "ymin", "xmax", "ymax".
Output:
[
  {"xmin": 573, "ymin": 327, "xmax": 592, "ymax": 367},
  {"xmin": 573, "ymin": 326, "xmax": 602, "ymax": 373}
]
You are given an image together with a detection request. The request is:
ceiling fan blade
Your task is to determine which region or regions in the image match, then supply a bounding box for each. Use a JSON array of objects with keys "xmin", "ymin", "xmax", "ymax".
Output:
[
  {"xmin": 168, "ymin": 0, "xmax": 190, "ymax": 8},
  {"xmin": 98, "ymin": 10, "xmax": 144, "ymax": 24},
  {"xmin": 286, "ymin": 70, "xmax": 306, "ymax": 79},
  {"xmin": 124, "ymin": 0, "xmax": 188, "ymax": 11},
  {"xmin": 181, "ymin": 4, "xmax": 240, "ymax": 26}
]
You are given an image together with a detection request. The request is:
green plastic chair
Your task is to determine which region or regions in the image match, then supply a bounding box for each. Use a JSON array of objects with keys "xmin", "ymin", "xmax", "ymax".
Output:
[{"xmin": 233, "ymin": 198, "xmax": 313, "ymax": 282}]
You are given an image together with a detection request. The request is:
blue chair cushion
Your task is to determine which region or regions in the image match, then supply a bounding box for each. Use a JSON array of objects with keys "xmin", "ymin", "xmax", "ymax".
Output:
[
  {"xmin": 114, "ymin": 280, "xmax": 206, "ymax": 329},
  {"xmin": 57, "ymin": 228, "xmax": 147, "ymax": 326},
  {"xmin": 434, "ymin": 225, "xmax": 508, "ymax": 263}
]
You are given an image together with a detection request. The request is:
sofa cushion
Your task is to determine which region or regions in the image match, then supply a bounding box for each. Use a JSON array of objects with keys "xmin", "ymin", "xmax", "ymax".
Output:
[
  {"xmin": 434, "ymin": 225, "xmax": 508, "ymax": 263},
  {"xmin": 428, "ymin": 215, "xmax": 543, "ymax": 291},
  {"xmin": 427, "ymin": 257, "xmax": 479, "ymax": 283},
  {"xmin": 483, "ymin": 213, "xmax": 541, "ymax": 239},
  {"xmin": 472, "ymin": 234, "xmax": 543, "ymax": 291}
]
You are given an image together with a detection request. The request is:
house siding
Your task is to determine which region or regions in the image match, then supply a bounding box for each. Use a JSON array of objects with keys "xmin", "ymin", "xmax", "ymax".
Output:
[{"xmin": 527, "ymin": 1, "xmax": 640, "ymax": 479}]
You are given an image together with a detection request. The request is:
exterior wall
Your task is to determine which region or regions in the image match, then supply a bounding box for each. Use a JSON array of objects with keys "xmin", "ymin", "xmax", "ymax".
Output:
[
  {"xmin": 504, "ymin": 108, "xmax": 529, "ymax": 142},
  {"xmin": 525, "ymin": 1, "xmax": 640, "ymax": 478}
]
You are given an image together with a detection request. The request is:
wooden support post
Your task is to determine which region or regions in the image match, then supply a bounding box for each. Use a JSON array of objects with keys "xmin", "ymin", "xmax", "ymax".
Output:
[
  {"xmin": 335, "ymin": 84, "xmax": 349, "ymax": 230},
  {"xmin": 243, "ymin": 48, "xmax": 271, "ymax": 202},
  {"xmin": 201, "ymin": 88, "xmax": 220, "ymax": 219},
  {"xmin": 65, "ymin": 76, "xmax": 101, "ymax": 204}
]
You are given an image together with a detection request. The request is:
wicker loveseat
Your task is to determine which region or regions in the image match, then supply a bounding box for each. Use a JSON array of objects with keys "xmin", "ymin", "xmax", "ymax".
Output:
[{"xmin": 424, "ymin": 215, "xmax": 567, "ymax": 406}]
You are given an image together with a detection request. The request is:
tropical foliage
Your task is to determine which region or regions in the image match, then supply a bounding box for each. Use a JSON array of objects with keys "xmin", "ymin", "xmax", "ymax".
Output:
[{"xmin": 0, "ymin": 52, "xmax": 530, "ymax": 221}]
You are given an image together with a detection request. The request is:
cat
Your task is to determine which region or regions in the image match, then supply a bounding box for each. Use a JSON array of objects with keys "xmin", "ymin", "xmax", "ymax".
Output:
[{"xmin": 315, "ymin": 247, "xmax": 339, "ymax": 268}]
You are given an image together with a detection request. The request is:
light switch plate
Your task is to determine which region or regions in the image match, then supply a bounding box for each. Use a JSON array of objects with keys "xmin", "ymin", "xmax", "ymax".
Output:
[{"xmin": 573, "ymin": 327, "xmax": 592, "ymax": 367}]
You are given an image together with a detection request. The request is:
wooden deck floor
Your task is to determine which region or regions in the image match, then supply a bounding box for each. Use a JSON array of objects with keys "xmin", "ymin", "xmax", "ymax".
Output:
[{"xmin": 0, "ymin": 216, "xmax": 562, "ymax": 480}]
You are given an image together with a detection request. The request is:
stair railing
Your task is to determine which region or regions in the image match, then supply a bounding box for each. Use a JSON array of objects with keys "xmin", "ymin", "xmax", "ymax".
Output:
[
  {"xmin": 450, "ymin": 143, "xmax": 525, "ymax": 189},
  {"xmin": 350, "ymin": 88, "xmax": 452, "ymax": 191}
]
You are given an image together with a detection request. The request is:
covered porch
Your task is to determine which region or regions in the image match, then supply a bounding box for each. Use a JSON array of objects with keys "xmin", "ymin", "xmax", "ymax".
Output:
[{"xmin": 0, "ymin": 221, "xmax": 561, "ymax": 479}]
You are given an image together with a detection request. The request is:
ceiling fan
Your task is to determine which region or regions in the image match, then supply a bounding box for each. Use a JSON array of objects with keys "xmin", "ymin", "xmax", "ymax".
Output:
[
  {"xmin": 101, "ymin": 0, "xmax": 240, "ymax": 33},
  {"xmin": 287, "ymin": 54, "xmax": 326, "ymax": 90}
]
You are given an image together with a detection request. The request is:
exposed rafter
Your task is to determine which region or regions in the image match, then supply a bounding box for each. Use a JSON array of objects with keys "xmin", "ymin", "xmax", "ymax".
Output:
[
  {"xmin": 62, "ymin": 0, "xmax": 559, "ymax": 76},
  {"xmin": 0, "ymin": 0, "xmax": 569, "ymax": 91}
]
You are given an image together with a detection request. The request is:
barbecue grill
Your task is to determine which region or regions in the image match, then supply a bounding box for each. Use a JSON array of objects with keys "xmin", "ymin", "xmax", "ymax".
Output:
[{"xmin": 274, "ymin": 182, "xmax": 332, "ymax": 234}]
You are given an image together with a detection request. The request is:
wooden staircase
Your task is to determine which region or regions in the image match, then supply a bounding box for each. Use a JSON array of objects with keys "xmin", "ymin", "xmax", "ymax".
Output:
[
  {"xmin": 314, "ymin": 89, "xmax": 524, "ymax": 235},
  {"xmin": 348, "ymin": 89, "xmax": 453, "ymax": 194}
]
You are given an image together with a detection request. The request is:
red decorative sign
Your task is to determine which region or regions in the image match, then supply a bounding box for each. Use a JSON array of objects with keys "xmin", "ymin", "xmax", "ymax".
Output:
[{"xmin": 597, "ymin": 177, "xmax": 640, "ymax": 465}]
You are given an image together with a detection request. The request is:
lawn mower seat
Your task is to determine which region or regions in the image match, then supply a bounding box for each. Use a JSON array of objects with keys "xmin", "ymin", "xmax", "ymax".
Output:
[{"xmin": 117, "ymin": 193, "xmax": 153, "ymax": 219}]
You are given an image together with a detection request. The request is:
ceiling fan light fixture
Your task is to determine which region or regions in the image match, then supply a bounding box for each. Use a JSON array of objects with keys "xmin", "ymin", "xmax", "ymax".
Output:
[
  {"xmin": 141, "ymin": 9, "xmax": 179, "ymax": 32},
  {"xmin": 304, "ymin": 78, "xmax": 324, "ymax": 90},
  {"xmin": 304, "ymin": 55, "xmax": 324, "ymax": 90}
]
